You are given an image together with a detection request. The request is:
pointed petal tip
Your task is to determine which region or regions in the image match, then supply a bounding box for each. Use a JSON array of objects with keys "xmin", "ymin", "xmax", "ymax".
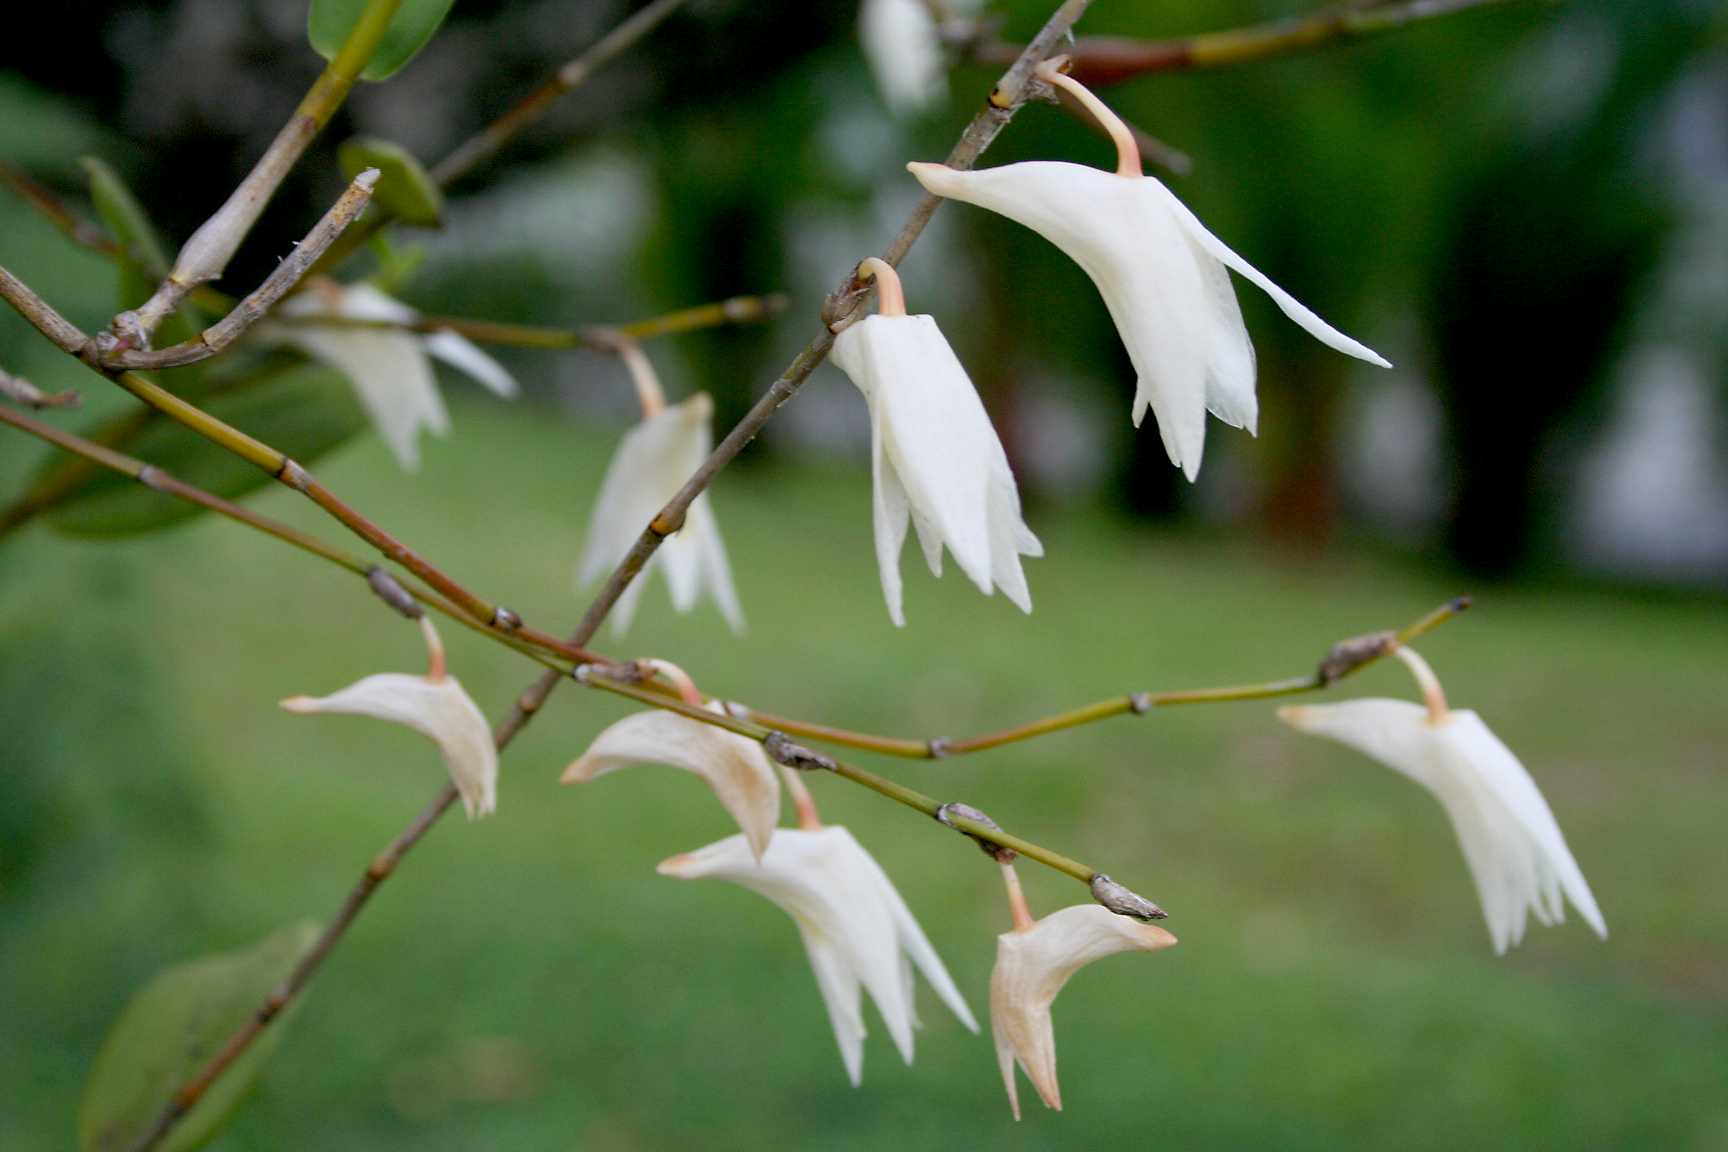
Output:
[
  {"xmin": 278, "ymin": 695, "xmax": 315, "ymax": 712},
  {"xmin": 656, "ymin": 853, "xmax": 695, "ymax": 876}
]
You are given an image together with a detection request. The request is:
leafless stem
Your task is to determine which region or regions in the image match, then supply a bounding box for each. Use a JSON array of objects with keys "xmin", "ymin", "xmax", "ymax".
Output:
[
  {"xmin": 118, "ymin": 0, "xmax": 406, "ymax": 343},
  {"xmin": 429, "ymin": 0, "xmax": 695, "ymax": 187},
  {"xmin": 91, "ymin": 171, "xmax": 380, "ymax": 370},
  {"xmin": 973, "ymin": 0, "xmax": 1515, "ymax": 84}
]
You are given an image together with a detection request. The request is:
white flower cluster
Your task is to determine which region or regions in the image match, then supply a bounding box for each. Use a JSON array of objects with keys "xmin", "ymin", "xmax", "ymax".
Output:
[{"xmin": 263, "ymin": 55, "xmax": 1603, "ymax": 1122}]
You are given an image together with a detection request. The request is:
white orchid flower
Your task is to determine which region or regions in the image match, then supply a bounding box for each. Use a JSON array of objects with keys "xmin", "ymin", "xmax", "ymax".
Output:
[
  {"xmin": 658, "ymin": 825, "xmax": 979, "ymax": 1085},
  {"xmin": 830, "ymin": 259, "xmax": 1042, "ymax": 626},
  {"xmin": 908, "ymin": 64, "xmax": 1389, "ymax": 481},
  {"xmin": 562, "ymin": 702, "xmax": 780, "ymax": 861},
  {"xmin": 992, "ymin": 904, "xmax": 1177, "ymax": 1119},
  {"xmin": 268, "ymin": 279, "xmax": 518, "ymax": 471},
  {"xmin": 1278, "ymin": 647, "xmax": 1606, "ymax": 954},
  {"xmin": 859, "ymin": 0, "xmax": 948, "ymax": 116},
  {"xmin": 576, "ymin": 391, "xmax": 744, "ymax": 637},
  {"xmin": 280, "ymin": 618, "xmax": 498, "ymax": 819}
]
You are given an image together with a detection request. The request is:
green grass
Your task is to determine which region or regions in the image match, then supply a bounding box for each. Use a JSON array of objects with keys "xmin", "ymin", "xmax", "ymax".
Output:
[{"xmin": 1, "ymin": 400, "xmax": 1725, "ymax": 1151}]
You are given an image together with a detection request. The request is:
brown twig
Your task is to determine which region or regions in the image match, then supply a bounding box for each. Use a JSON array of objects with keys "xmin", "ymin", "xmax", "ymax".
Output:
[
  {"xmin": 972, "ymin": 0, "xmax": 1515, "ymax": 85},
  {"xmin": 109, "ymin": 6, "xmax": 1101, "ymax": 1146}
]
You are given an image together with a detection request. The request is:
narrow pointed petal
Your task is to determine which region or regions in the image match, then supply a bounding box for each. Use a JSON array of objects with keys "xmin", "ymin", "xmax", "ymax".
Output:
[
  {"xmin": 563, "ymin": 707, "xmax": 780, "ymax": 860},
  {"xmin": 1279, "ymin": 699, "xmax": 1606, "ymax": 953},
  {"xmin": 1154, "ymin": 181, "xmax": 1393, "ymax": 369},
  {"xmin": 281, "ymin": 672, "xmax": 498, "ymax": 819},
  {"xmin": 831, "ymin": 312, "xmax": 1040, "ymax": 624},
  {"xmin": 991, "ymin": 905, "xmax": 1177, "ymax": 1118},
  {"xmin": 424, "ymin": 328, "xmax": 519, "ymax": 398},
  {"xmin": 657, "ymin": 826, "xmax": 975, "ymax": 1082}
]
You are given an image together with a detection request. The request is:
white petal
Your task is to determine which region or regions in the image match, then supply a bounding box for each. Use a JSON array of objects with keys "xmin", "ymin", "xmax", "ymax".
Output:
[
  {"xmin": 831, "ymin": 312, "xmax": 1040, "ymax": 624},
  {"xmin": 576, "ymin": 393, "xmax": 743, "ymax": 635},
  {"xmin": 910, "ymin": 161, "xmax": 1389, "ymax": 481},
  {"xmin": 562, "ymin": 707, "xmax": 780, "ymax": 860},
  {"xmin": 1279, "ymin": 699, "xmax": 1606, "ymax": 953},
  {"xmin": 859, "ymin": 0, "xmax": 946, "ymax": 116},
  {"xmin": 424, "ymin": 328, "xmax": 519, "ymax": 398},
  {"xmin": 1153, "ymin": 180, "xmax": 1393, "ymax": 370},
  {"xmin": 991, "ymin": 905, "xmax": 1177, "ymax": 1118},
  {"xmin": 281, "ymin": 672, "xmax": 497, "ymax": 819},
  {"xmin": 657, "ymin": 825, "xmax": 974, "ymax": 1082}
]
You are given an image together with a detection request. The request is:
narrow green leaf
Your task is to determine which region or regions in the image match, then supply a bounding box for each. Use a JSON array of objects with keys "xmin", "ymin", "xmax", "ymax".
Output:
[
  {"xmin": 338, "ymin": 136, "xmax": 444, "ymax": 226},
  {"xmin": 308, "ymin": 0, "xmax": 458, "ymax": 82},
  {"xmin": 81, "ymin": 156, "xmax": 170, "ymax": 310},
  {"xmin": 76, "ymin": 921, "xmax": 321, "ymax": 1152},
  {"xmin": 46, "ymin": 366, "xmax": 368, "ymax": 536}
]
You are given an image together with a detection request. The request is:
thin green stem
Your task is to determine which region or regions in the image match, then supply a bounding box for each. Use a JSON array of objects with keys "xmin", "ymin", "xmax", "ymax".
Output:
[
  {"xmin": 739, "ymin": 599, "xmax": 1472, "ymax": 759},
  {"xmin": 577, "ymin": 670, "xmax": 1102, "ymax": 885}
]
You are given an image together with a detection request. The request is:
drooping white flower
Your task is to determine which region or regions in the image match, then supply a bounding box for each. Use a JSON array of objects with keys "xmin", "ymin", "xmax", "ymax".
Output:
[
  {"xmin": 658, "ymin": 825, "xmax": 979, "ymax": 1084},
  {"xmin": 267, "ymin": 279, "xmax": 518, "ymax": 471},
  {"xmin": 908, "ymin": 69, "xmax": 1389, "ymax": 481},
  {"xmin": 992, "ymin": 904, "xmax": 1177, "ymax": 1119},
  {"xmin": 829, "ymin": 260, "xmax": 1042, "ymax": 626},
  {"xmin": 1278, "ymin": 696, "xmax": 1607, "ymax": 954},
  {"xmin": 280, "ymin": 621, "xmax": 498, "ymax": 819},
  {"xmin": 859, "ymin": 0, "xmax": 948, "ymax": 116},
  {"xmin": 576, "ymin": 392, "xmax": 744, "ymax": 637},
  {"xmin": 562, "ymin": 704, "xmax": 780, "ymax": 861}
]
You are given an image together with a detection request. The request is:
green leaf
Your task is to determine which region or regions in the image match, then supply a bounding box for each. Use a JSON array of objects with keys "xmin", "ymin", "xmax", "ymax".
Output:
[
  {"xmin": 308, "ymin": 0, "xmax": 458, "ymax": 82},
  {"xmin": 338, "ymin": 136, "xmax": 444, "ymax": 226},
  {"xmin": 76, "ymin": 921, "xmax": 321, "ymax": 1152},
  {"xmin": 46, "ymin": 366, "xmax": 368, "ymax": 537},
  {"xmin": 81, "ymin": 156, "xmax": 170, "ymax": 309}
]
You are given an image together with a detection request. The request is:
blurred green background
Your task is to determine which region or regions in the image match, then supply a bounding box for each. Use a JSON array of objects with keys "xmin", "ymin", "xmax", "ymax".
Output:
[{"xmin": 2, "ymin": 0, "xmax": 1726, "ymax": 1148}]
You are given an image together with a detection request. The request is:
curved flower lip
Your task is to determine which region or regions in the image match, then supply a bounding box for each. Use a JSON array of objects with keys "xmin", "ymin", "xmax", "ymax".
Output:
[
  {"xmin": 830, "ymin": 311, "xmax": 1042, "ymax": 626},
  {"xmin": 267, "ymin": 281, "xmax": 517, "ymax": 471},
  {"xmin": 909, "ymin": 160, "xmax": 1390, "ymax": 481},
  {"xmin": 562, "ymin": 704, "xmax": 780, "ymax": 861},
  {"xmin": 576, "ymin": 392, "xmax": 744, "ymax": 636},
  {"xmin": 281, "ymin": 672, "xmax": 498, "ymax": 820},
  {"xmin": 1279, "ymin": 699, "xmax": 1607, "ymax": 954},
  {"xmin": 992, "ymin": 904, "xmax": 1177, "ymax": 1119},
  {"xmin": 658, "ymin": 825, "xmax": 979, "ymax": 1085}
]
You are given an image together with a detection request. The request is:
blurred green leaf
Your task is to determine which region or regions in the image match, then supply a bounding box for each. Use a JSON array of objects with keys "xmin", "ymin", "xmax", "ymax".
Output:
[
  {"xmin": 80, "ymin": 156, "xmax": 169, "ymax": 310},
  {"xmin": 75, "ymin": 921, "xmax": 321, "ymax": 1152},
  {"xmin": 46, "ymin": 366, "xmax": 367, "ymax": 536},
  {"xmin": 338, "ymin": 136, "xmax": 444, "ymax": 226},
  {"xmin": 308, "ymin": 0, "xmax": 457, "ymax": 82}
]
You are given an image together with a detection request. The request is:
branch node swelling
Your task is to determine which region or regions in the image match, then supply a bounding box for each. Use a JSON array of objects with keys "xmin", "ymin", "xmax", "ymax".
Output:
[
  {"xmin": 937, "ymin": 802, "xmax": 1016, "ymax": 863},
  {"xmin": 1317, "ymin": 630, "xmax": 1397, "ymax": 685},
  {"xmin": 763, "ymin": 731, "xmax": 838, "ymax": 773},
  {"xmin": 366, "ymin": 566, "xmax": 425, "ymax": 620},
  {"xmin": 1089, "ymin": 873, "xmax": 1168, "ymax": 921}
]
